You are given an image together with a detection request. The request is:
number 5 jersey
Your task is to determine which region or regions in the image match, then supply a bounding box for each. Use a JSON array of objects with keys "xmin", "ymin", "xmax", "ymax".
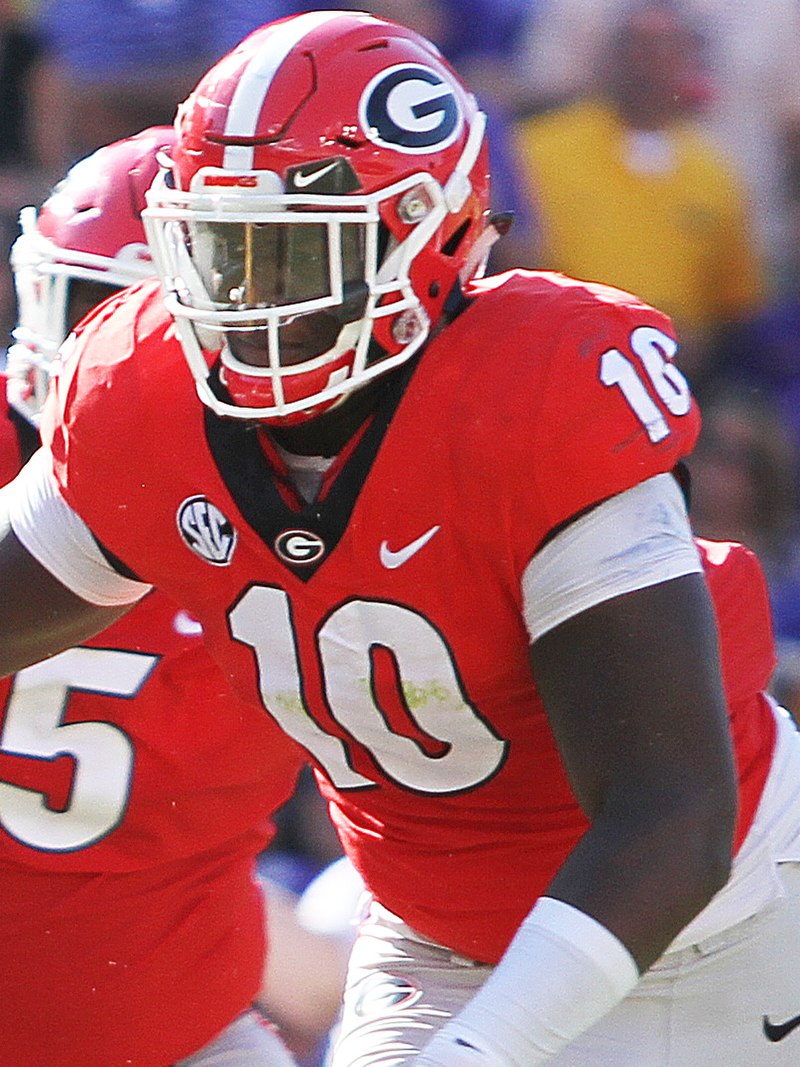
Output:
[{"xmin": 0, "ymin": 376, "xmax": 304, "ymax": 1067}]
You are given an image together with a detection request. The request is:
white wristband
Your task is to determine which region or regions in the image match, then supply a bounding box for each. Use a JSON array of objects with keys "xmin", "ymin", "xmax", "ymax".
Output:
[{"xmin": 416, "ymin": 897, "xmax": 639, "ymax": 1067}]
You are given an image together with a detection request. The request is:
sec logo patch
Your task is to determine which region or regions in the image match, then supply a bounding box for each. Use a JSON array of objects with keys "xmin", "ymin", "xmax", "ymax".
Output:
[{"xmin": 177, "ymin": 496, "xmax": 237, "ymax": 565}]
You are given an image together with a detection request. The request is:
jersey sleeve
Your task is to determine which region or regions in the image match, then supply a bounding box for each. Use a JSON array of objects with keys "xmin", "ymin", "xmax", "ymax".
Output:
[
  {"xmin": 0, "ymin": 377, "xmax": 23, "ymax": 488},
  {"xmin": 35, "ymin": 279, "xmax": 193, "ymax": 589},
  {"xmin": 523, "ymin": 473, "xmax": 702, "ymax": 640},
  {"xmin": 526, "ymin": 280, "xmax": 701, "ymax": 539},
  {"xmin": 4, "ymin": 448, "xmax": 151, "ymax": 605}
]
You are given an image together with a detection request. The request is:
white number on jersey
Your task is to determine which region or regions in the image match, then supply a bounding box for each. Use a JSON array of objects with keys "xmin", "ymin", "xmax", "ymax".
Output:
[
  {"xmin": 230, "ymin": 586, "xmax": 507, "ymax": 794},
  {"xmin": 0, "ymin": 648, "xmax": 156, "ymax": 851},
  {"xmin": 599, "ymin": 326, "xmax": 691, "ymax": 442}
]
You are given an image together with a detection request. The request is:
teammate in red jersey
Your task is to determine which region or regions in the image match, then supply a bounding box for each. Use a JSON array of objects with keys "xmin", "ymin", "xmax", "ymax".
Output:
[
  {"xmin": 0, "ymin": 128, "xmax": 306, "ymax": 1067},
  {"xmin": 1, "ymin": 11, "xmax": 800, "ymax": 1066}
]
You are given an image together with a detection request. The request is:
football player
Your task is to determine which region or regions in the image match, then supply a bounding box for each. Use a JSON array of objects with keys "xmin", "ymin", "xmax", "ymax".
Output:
[
  {"xmin": 1, "ymin": 128, "xmax": 306, "ymax": 1067},
  {"xmin": 2, "ymin": 11, "xmax": 800, "ymax": 1066}
]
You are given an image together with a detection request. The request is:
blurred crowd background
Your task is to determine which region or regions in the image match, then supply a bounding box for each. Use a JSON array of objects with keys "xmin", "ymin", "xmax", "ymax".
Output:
[{"xmin": 3, "ymin": 0, "xmax": 800, "ymax": 959}]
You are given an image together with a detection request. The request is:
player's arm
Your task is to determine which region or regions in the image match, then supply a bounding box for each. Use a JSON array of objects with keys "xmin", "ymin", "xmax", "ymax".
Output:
[
  {"xmin": 532, "ymin": 570, "xmax": 735, "ymax": 968},
  {"xmin": 0, "ymin": 520, "xmax": 126, "ymax": 677},
  {"xmin": 0, "ymin": 454, "xmax": 148, "ymax": 677},
  {"xmin": 417, "ymin": 474, "xmax": 737, "ymax": 1067},
  {"xmin": 523, "ymin": 474, "xmax": 736, "ymax": 974}
]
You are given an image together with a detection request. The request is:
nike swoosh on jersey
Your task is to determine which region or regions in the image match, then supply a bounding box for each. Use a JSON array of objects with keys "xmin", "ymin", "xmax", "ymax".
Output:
[
  {"xmin": 292, "ymin": 161, "xmax": 340, "ymax": 188},
  {"xmin": 763, "ymin": 1013, "xmax": 800, "ymax": 1042},
  {"xmin": 379, "ymin": 525, "xmax": 441, "ymax": 569}
]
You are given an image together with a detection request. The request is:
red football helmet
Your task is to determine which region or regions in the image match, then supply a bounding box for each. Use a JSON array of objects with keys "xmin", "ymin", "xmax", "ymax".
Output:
[
  {"xmin": 7, "ymin": 125, "xmax": 175, "ymax": 424},
  {"xmin": 143, "ymin": 10, "xmax": 490, "ymax": 424}
]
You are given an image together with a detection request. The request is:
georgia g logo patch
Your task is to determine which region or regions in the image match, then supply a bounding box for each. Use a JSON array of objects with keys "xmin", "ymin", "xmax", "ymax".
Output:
[
  {"xmin": 177, "ymin": 496, "xmax": 237, "ymax": 565},
  {"xmin": 359, "ymin": 63, "xmax": 463, "ymax": 154},
  {"xmin": 274, "ymin": 529, "xmax": 326, "ymax": 566}
]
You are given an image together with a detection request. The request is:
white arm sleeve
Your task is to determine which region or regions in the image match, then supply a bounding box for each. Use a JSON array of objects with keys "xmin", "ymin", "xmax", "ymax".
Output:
[
  {"xmin": 416, "ymin": 897, "xmax": 639, "ymax": 1067},
  {"xmin": 4, "ymin": 447, "xmax": 152, "ymax": 606},
  {"xmin": 522, "ymin": 473, "xmax": 702, "ymax": 642}
]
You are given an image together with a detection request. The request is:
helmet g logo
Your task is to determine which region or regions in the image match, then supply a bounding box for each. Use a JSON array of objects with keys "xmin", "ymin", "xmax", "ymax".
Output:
[{"xmin": 360, "ymin": 64, "xmax": 463, "ymax": 154}]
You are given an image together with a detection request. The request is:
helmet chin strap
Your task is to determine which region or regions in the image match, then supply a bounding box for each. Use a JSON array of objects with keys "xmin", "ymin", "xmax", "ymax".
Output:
[{"xmin": 459, "ymin": 212, "xmax": 515, "ymax": 284}]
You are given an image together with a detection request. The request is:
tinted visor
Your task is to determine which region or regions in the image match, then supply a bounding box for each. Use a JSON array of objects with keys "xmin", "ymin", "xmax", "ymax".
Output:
[{"xmin": 188, "ymin": 220, "xmax": 366, "ymax": 311}]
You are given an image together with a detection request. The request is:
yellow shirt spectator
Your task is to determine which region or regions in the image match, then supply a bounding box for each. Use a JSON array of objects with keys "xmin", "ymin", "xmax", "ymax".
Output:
[{"xmin": 516, "ymin": 99, "xmax": 765, "ymax": 338}]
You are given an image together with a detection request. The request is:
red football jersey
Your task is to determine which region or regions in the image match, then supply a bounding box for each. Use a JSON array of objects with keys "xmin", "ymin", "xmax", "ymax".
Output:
[
  {"xmin": 0, "ymin": 376, "xmax": 22, "ymax": 485},
  {"xmin": 41, "ymin": 271, "xmax": 776, "ymax": 964},
  {"xmin": 0, "ymin": 382, "xmax": 305, "ymax": 1066}
]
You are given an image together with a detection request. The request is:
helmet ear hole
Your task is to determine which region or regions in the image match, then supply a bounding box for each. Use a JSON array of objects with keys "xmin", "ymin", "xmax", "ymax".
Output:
[{"xmin": 441, "ymin": 219, "xmax": 471, "ymax": 257}]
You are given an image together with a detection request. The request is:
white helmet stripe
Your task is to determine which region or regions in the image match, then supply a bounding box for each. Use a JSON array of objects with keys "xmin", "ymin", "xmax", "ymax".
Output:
[{"xmin": 224, "ymin": 11, "xmax": 376, "ymax": 170}]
